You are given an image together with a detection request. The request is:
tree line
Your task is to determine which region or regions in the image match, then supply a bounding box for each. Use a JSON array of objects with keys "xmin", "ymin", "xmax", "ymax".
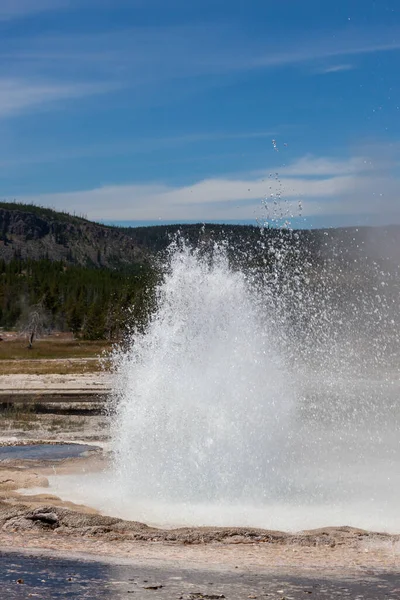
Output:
[{"xmin": 0, "ymin": 258, "xmax": 155, "ymax": 340}]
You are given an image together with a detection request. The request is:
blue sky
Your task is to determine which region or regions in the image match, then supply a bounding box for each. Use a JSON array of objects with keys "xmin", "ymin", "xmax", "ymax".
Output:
[{"xmin": 1, "ymin": 0, "xmax": 400, "ymax": 227}]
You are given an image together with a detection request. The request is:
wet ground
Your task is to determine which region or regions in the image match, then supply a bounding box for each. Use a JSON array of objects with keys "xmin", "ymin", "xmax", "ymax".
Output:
[
  {"xmin": 1, "ymin": 551, "xmax": 400, "ymax": 599},
  {"xmin": 1, "ymin": 376, "xmax": 399, "ymax": 599}
]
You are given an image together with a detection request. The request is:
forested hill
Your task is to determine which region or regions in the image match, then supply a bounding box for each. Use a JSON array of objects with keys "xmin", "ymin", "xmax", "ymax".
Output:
[
  {"xmin": 122, "ymin": 221, "xmax": 400, "ymax": 265},
  {"xmin": 0, "ymin": 203, "xmax": 153, "ymax": 338},
  {"xmin": 1, "ymin": 201, "xmax": 399, "ymax": 342},
  {"xmin": 1, "ymin": 201, "xmax": 400, "ymax": 268},
  {"xmin": 0, "ymin": 202, "xmax": 147, "ymax": 269}
]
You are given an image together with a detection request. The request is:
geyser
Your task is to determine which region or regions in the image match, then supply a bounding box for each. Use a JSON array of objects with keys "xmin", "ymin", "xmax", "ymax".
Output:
[
  {"xmin": 100, "ymin": 233, "xmax": 400, "ymax": 532},
  {"xmin": 110, "ymin": 241, "xmax": 294, "ymax": 506}
]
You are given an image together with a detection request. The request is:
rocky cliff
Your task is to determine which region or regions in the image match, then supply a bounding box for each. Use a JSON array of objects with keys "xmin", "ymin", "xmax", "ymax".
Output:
[{"xmin": 0, "ymin": 203, "xmax": 147, "ymax": 269}]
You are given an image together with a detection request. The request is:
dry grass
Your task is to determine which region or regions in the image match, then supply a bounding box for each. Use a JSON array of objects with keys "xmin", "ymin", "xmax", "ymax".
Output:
[
  {"xmin": 0, "ymin": 359, "xmax": 103, "ymax": 375},
  {"xmin": 0, "ymin": 338, "xmax": 112, "ymax": 375},
  {"xmin": 0, "ymin": 331, "xmax": 115, "ymax": 378},
  {"xmin": 0, "ymin": 404, "xmax": 39, "ymax": 430},
  {"xmin": 0, "ymin": 338, "xmax": 112, "ymax": 361}
]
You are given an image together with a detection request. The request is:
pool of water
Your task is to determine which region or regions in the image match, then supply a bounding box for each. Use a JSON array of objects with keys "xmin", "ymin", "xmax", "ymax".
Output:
[{"xmin": 0, "ymin": 443, "xmax": 99, "ymax": 461}]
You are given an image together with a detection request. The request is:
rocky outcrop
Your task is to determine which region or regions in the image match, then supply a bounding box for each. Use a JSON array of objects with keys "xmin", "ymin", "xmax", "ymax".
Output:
[
  {"xmin": 0, "ymin": 503, "xmax": 397, "ymax": 546},
  {"xmin": 0, "ymin": 209, "xmax": 50, "ymax": 240},
  {"xmin": 0, "ymin": 204, "xmax": 147, "ymax": 268}
]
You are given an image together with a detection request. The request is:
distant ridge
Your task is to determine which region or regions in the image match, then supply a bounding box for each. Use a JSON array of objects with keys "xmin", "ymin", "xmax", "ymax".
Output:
[{"xmin": 1, "ymin": 201, "xmax": 399, "ymax": 268}]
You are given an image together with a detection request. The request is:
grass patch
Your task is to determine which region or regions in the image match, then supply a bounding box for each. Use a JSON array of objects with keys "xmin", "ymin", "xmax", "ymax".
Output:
[
  {"xmin": 0, "ymin": 360, "xmax": 103, "ymax": 375},
  {"xmin": 0, "ymin": 404, "xmax": 39, "ymax": 429},
  {"xmin": 0, "ymin": 339, "xmax": 112, "ymax": 361}
]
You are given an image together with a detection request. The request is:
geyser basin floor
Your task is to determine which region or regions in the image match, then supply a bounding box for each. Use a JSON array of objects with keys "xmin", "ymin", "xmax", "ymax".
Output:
[
  {"xmin": 1, "ymin": 550, "xmax": 400, "ymax": 600},
  {"xmin": 42, "ymin": 470, "xmax": 400, "ymax": 533},
  {"xmin": 74, "ymin": 374, "xmax": 399, "ymax": 534},
  {"xmin": 12, "ymin": 373, "xmax": 398, "ymax": 534}
]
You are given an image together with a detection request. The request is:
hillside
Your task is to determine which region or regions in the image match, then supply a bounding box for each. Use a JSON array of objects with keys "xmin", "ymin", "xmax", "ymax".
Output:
[
  {"xmin": 1, "ymin": 202, "xmax": 399, "ymax": 352},
  {"xmin": 0, "ymin": 203, "xmax": 154, "ymax": 338},
  {"xmin": 122, "ymin": 221, "xmax": 400, "ymax": 267},
  {"xmin": 1, "ymin": 201, "xmax": 400, "ymax": 270},
  {"xmin": 0, "ymin": 202, "xmax": 147, "ymax": 269}
]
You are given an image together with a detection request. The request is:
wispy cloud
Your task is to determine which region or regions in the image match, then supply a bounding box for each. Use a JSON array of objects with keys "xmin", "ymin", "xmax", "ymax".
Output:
[
  {"xmin": 0, "ymin": 78, "xmax": 117, "ymax": 117},
  {"xmin": 0, "ymin": 130, "xmax": 276, "ymax": 166},
  {"xmin": 15, "ymin": 152, "xmax": 400, "ymax": 223},
  {"xmin": 3, "ymin": 25, "xmax": 400, "ymax": 84},
  {"xmin": 253, "ymin": 29, "xmax": 400, "ymax": 70},
  {"xmin": 315, "ymin": 64, "xmax": 354, "ymax": 74},
  {"xmin": 278, "ymin": 155, "xmax": 369, "ymax": 177},
  {"xmin": 0, "ymin": 0, "xmax": 67, "ymax": 21},
  {"xmin": 0, "ymin": 23, "xmax": 398, "ymax": 120}
]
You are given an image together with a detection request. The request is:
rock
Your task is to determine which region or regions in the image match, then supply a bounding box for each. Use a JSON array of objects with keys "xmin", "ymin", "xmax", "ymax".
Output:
[{"xmin": 28, "ymin": 510, "xmax": 59, "ymax": 525}]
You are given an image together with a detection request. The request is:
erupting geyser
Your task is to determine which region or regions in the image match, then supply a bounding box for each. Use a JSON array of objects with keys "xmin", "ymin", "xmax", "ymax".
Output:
[
  {"xmin": 105, "ymin": 234, "xmax": 400, "ymax": 531},
  {"xmin": 110, "ymin": 241, "xmax": 294, "ymax": 507}
]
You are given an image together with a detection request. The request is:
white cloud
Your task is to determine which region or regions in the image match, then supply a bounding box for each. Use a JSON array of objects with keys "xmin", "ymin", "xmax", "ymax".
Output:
[
  {"xmin": 0, "ymin": 78, "xmax": 117, "ymax": 117},
  {"xmin": 15, "ymin": 153, "xmax": 400, "ymax": 223},
  {"xmin": 278, "ymin": 155, "xmax": 369, "ymax": 177}
]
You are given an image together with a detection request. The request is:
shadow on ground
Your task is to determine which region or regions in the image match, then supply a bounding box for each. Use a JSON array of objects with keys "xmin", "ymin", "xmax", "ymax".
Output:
[{"xmin": 1, "ymin": 551, "xmax": 400, "ymax": 600}]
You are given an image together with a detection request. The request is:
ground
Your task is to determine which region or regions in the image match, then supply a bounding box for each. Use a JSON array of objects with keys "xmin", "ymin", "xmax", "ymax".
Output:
[{"xmin": 0, "ymin": 334, "xmax": 399, "ymax": 599}]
